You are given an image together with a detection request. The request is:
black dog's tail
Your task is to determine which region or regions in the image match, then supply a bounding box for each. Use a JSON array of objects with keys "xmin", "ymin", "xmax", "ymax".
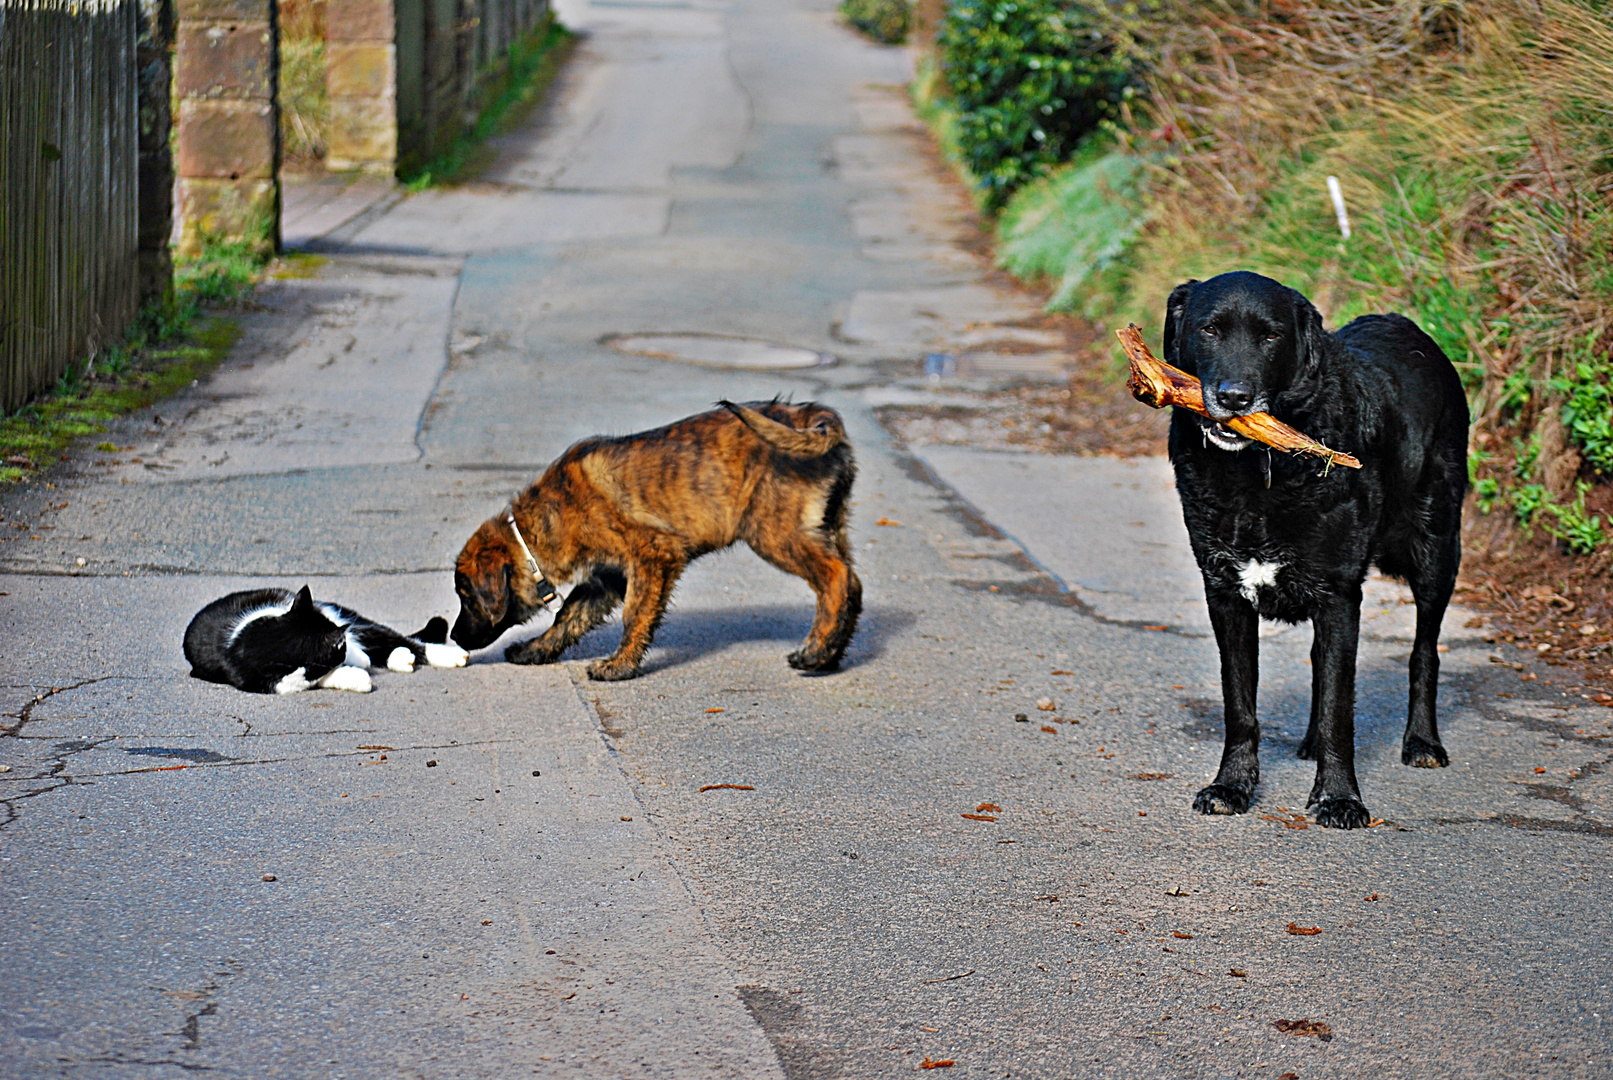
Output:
[
  {"xmin": 719, "ymin": 400, "xmax": 845, "ymax": 458},
  {"xmin": 412, "ymin": 616, "xmax": 449, "ymax": 644}
]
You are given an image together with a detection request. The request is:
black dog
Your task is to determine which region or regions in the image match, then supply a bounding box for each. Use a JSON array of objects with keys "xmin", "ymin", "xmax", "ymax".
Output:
[{"xmin": 1164, "ymin": 271, "xmax": 1468, "ymax": 828}]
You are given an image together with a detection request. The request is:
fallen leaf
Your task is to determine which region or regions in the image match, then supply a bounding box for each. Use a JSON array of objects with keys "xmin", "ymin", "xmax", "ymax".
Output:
[
  {"xmin": 961, "ymin": 812, "xmax": 997, "ymax": 822},
  {"xmin": 1535, "ymin": 766, "xmax": 1547, "ymax": 774},
  {"xmin": 481, "ymin": 919, "xmax": 492, "ymax": 925},
  {"xmin": 1051, "ymin": 669, "xmax": 1074, "ymax": 675},
  {"xmin": 1036, "ymin": 698, "xmax": 1056, "ymax": 711},
  {"xmin": 1172, "ymin": 931, "xmax": 1192, "ymax": 939},
  {"xmin": 1367, "ymin": 818, "xmax": 1385, "ymax": 827},
  {"xmin": 1165, "ymin": 886, "xmax": 1188, "ymax": 897},
  {"xmin": 1128, "ymin": 772, "xmax": 1172, "ymax": 781},
  {"xmin": 1279, "ymin": 1073, "xmax": 1300, "ymax": 1079},
  {"xmin": 875, "ymin": 517, "xmax": 902, "ymax": 527},
  {"xmin": 705, "ymin": 706, "xmax": 724, "ymax": 713},
  {"xmin": 620, "ymin": 816, "xmax": 632, "ymax": 821},
  {"xmin": 426, "ymin": 760, "xmax": 438, "ymax": 768},
  {"xmin": 1143, "ymin": 625, "xmax": 1167, "ymax": 631},
  {"xmin": 1041, "ymin": 725, "xmax": 1057, "ymax": 734},
  {"xmin": 699, "ymin": 783, "xmax": 755, "ymax": 792},
  {"xmin": 261, "ymin": 873, "xmax": 277, "ymax": 882},
  {"xmin": 1033, "ymin": 894, "xmax": 1059, "ymax": 902},
  {"xmin": 976, "ymin": 802, "xmax": 1002, "ymax": 812},
  {"xmin": 919, "ymin": 1059, "xmax": 954, "ymax": 1070},
  {"xmin": 1013, "ymin": 713, "xmax": 1029, "ymax": 723},
  {"xmin": 1363, "ymin": 893, "xmax": 1380, "ymax": 902},
  {"xmin": 1286, "ymin": 923, "xmax": 1322, "ymax": 936},
  {"xmin": 1228, "ymin": 968, "xmax": 1247, "ymax": 978},
  {"xmin": 1273, "ymin": 1018, "xmax": 1333, "ymax": 1042}
]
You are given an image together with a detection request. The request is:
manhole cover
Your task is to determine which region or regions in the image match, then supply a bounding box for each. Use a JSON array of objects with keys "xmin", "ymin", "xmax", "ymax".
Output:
[{"xmin": 606, "ymin": 333, "xmax": 833, "ymax": 370}]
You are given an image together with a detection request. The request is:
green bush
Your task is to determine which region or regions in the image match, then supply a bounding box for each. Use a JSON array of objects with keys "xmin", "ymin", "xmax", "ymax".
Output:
[
  {"xmin": 1554, "ymin": 360, "xmax": 1613, "ymax": 473},
  {"xmin": 841, "ymin": 0, "xmax": 909, "ymax": 44},
  {"xmin": 938, "ymin": 0, "xmax": 1132, "ymax": 209}
]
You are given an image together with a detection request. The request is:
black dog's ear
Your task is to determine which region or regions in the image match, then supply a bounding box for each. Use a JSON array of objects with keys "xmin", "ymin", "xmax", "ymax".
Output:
[
  {"xmin": 1163, "ymin": 280, "xmax": 1199, "ymax": 370},
  {"xmin": 1288, "ymin": 286, "xmax": 1328, "ymax": 391}
]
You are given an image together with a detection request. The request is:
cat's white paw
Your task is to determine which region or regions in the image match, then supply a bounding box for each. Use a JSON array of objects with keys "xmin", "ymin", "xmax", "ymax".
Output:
[
  {"xmin": 424, "ymin": 642, "xmax": 469, "ymax": 668},
  {"xmin": 386, "ymin": 646, "xmax": 416, "ymax": 673},
  {"xmin": 319, "ymin": 665, "xmax": 373, "ymax": 693},
  {"xmin": 274, "ymin": 667, "xmax": 314, "ymax": 694}
]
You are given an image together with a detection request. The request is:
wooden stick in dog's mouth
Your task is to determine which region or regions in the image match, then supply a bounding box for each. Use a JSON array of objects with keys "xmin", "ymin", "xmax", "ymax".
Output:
[{"xmin": 1117, "ymin": 324, "xmax": 1362, "ymax": 470}]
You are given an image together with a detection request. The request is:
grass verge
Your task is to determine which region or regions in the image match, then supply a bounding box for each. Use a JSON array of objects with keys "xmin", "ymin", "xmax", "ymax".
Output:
[
  {"xmin": 0, "ymin": 239, "xmax": 282, "ymax": 485},
  {"xmin": 400, "ymin": 17, "xmax": 576, "ymax": 190}
]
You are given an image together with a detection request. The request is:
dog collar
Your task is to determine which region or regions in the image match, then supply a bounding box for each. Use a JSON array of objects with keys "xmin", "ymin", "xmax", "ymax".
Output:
[{"xmin": 506, "ymin": 511, "xmax": 564, "ymax": 615}]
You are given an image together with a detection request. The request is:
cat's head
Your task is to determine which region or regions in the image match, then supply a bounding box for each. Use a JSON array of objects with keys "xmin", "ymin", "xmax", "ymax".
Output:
[{"xmin": 246, "ymin": 586, "xmax": 349, "ymax": 675}]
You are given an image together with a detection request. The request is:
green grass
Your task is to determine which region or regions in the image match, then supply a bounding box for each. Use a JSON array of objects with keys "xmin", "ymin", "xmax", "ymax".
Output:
[
  {"xmin": 401, "ymin": 18, "xmax": 575, "ymax": 190},
  {"xmin": 995, "ymin": 139, "xmax": 1146, "ymax": 313},
  {"xmin": 0, "ymin": 236, "xmax": 270, "ymax": 484}
]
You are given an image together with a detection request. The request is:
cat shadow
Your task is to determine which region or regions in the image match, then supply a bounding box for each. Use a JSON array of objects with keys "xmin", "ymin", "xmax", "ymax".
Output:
[{"xmin": 475, "ymin": 602, "xmax": 914, "ymax": 676}]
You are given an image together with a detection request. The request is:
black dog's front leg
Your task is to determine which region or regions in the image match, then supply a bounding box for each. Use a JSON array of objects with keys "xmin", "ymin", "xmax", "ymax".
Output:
[
  {"xmin": 1194, "ymin": 592, "xmax": 1261, "ymax": 816},
  {"xmin": 1306, "ymin": 592, "xmax": 1371, "ymax": 828}
]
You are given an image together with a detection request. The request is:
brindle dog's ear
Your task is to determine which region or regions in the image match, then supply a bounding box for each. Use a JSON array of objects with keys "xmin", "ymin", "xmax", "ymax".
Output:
[
  {"xmin": 467, "ymin": 550, "xmax": 513, "ymax": 625},
  {"xmin": 1163, "ymin": 280, "xmax": 1199, "ymax": 370}
]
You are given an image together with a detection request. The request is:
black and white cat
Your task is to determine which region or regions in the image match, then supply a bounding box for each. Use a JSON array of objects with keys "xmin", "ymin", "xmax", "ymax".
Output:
[{"xmin": 183, "ymin": 586, "xmax": 468, "ymax": 694}]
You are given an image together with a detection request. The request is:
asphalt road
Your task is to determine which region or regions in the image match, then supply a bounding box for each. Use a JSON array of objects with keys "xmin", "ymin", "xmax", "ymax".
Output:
[{"xmin": 3, "ymin": 0, "xmax": 1610, "ymax": 1076}]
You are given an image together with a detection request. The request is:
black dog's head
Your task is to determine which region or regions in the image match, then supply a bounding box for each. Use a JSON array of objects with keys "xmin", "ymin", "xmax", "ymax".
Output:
[
  {"xmin": 1164, "ymin": 271, "xmax": 1326, "ymax": 449},
  {"xmin": 451, "ymin": 517, "xmax": 543, "ymax": 650}
]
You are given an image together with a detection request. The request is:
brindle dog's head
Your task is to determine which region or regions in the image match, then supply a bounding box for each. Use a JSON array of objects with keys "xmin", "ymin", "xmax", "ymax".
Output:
[
  {"xmin": 1165, "ymin": 270, "xmax": 1327, "ymax": 450},
  {"xmin": 451, "ymin": 517, "xmax": 541, "ymax": 650}
]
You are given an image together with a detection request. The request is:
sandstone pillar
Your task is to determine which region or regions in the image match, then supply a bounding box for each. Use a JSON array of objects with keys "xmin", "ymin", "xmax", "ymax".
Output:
[
  {"xmin": 137, "ymin": 0, "xmax": 176, "ymax": 308},
  {"xmin": 325, "ymin": 0, "xmax": 397, "ymax": 173},
  {"xmin": 174, "ymin": 0, "xmax": 280, "ymax": 256}
]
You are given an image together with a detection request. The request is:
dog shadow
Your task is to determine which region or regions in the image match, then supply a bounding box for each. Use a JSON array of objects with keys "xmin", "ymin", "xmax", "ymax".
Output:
[
  {"xmin": 485, "ymin": 602, "xmax": 914, "ymax": 677},
  {"xmin": 1185, "ymin": 661, "xmax": 1441, "ymax": 767}
]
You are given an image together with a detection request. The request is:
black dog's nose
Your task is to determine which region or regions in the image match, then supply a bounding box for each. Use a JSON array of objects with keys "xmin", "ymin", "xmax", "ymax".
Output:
[{"xmin": 1214, "ymin": 382, "xmax": 1254, "ymax": 413}]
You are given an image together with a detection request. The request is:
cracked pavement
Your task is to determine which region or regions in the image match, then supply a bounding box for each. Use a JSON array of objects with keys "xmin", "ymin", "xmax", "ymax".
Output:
[{"xmin": 2, "ymin": 0, "xmax": 1611, "ymax": 1075}]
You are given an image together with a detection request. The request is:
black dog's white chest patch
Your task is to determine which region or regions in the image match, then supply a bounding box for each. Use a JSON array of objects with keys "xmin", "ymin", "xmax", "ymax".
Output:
[{"xmin": 1236, "ymin": 558, "xmax": 1283, "ymax": 603}]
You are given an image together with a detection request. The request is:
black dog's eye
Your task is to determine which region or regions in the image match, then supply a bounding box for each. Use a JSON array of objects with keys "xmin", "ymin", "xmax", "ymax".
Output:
[
  {"xmin": 1265, "ymin": 332, "xmax": 1280, "ymax": 342},
  {"xmin": 1200, "ymin": 326, "xmax": 1218, "ymax": 337}
]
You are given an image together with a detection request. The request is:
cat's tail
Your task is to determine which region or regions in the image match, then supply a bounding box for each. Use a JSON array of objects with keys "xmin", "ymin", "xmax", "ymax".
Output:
[{"xmin": 412, "ymin": 616, "xmax": 449, "ymax": 644}]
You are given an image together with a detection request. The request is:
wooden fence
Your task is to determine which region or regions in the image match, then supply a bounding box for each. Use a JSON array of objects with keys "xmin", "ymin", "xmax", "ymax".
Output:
[{"xmin": 1, "ymin": 0, "xmax": 141, "ymax": 413}]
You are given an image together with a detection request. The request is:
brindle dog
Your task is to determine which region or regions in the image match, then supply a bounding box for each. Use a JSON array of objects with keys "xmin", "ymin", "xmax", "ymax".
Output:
[{"xmin": 451, "ymin": 400, "xmax": 862, "ymax": 681}]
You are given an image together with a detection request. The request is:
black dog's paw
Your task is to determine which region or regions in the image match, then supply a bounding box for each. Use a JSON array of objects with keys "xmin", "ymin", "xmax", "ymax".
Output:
[
  {"xmin": 787, "ymin": 647, "xmax": 841, "ymax": 673},
  {"xmin": 1311, "ymin": 796, "xmax": 1371, "ymax": 830},
  {"xmin": 506, "ymin": 641, "xmax": 561, "ymax": 666},
  {"xmin": 1402, "ymin": 736, "xmax": 1449, "ymax": 768},
  {"xmin": 586, "ymin": 657, "xmax": 640, "ymax": 682},
  {"xmin": 1296, "ymin": 731, "xmax": 1317, "ymax": 760},
  {"xmin": 1192, "ymin": 784, "xmax": 1251, "ymax": 816}
]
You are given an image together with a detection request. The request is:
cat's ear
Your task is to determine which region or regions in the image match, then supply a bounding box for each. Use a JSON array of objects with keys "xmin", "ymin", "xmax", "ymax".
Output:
[{"xmin": 291, "ymin": 585, "xmax": 316, "ymax": 614}]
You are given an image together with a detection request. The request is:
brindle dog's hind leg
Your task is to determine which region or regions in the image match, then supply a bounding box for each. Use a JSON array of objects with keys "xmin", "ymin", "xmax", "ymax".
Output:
[
  {"xmin": 507, "ymin": 569, "xmax": 626, "ymax": 666},
  {"xmin": 586, "ymin": 561, "xmax": 681, "ymax": 681},
  {"xmin": 748, "ymin": 530, "xmax": 861, "ymax": 672}
]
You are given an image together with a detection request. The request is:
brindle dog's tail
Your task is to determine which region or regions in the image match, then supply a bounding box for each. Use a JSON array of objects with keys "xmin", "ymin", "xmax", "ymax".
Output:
[{"xmin": 719, "ymin": 400, "xmax": 845, "ymax": 458}]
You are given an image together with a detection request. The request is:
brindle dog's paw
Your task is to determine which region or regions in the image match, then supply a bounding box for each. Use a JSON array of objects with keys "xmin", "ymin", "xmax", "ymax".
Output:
[
  {"xmin": 1192, "ymin": 784, "xmax": 1251, "ymax": 815},
  {"xmin": 586, "ymin": 658, "xmax": 640, "ymax": 681},
  {"xmin": 1311, "ymin": 796, "xmax": 1371, "ymax": 829},
  {"xmin": 1402, "ymin": 736, "xmax": 1449, "ymax": 768},
  {"xmin": 505, "ymin": 641, "xmax": 560, "ymax": 666},
  {"xmin": 787, "ymin": 648, "xmax": 840, "ymax": 673},
  {"xmin": 1296, "ymin": 732, "xmax": 1316, "ymax": 760}
]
